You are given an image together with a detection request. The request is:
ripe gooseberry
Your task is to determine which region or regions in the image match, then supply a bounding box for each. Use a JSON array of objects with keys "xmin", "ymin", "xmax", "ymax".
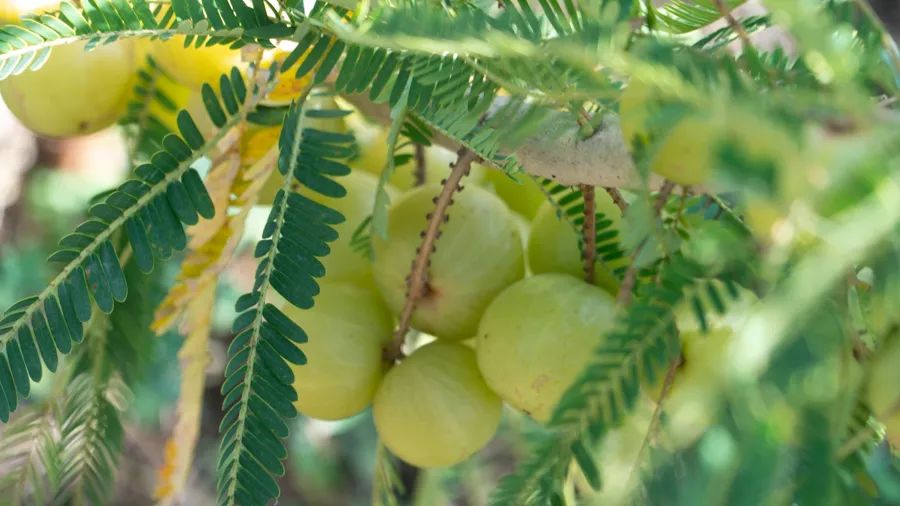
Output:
[
  {"xmin": 527, "ymin": 199, "xmax": 623, "ymax": 295},
  {"xmin": 151, "ymin": 37, "xmax": 243, "ymax": 89},
  {"xmin": 283, "ymin": 281, "xmax": 394, "ymax": 420},
  {"xmin": 482, "ymin": 169, "xmax": 546, "ymax": 220},
  {"xmin": 1, "ymin": 40, "xmax": 138, "ymax": 137},
  {"xmin": 476, "ymin": 273, "xmax": 616, "ymax": 421},
  {"xmin": 373, "ymin": 341, "xmax": 502, "ymax": 467},
  {"xmin": 372, "ymin": 184, "xmax": 525, "ymax": 340}
]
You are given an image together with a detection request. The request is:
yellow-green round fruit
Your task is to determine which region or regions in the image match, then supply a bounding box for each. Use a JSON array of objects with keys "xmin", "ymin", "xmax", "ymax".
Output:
[
  {"xmin": 618, "ymin": 79, "xmax": 656, "ymax": 148},
  {"xmin": 650, "ymin": 116, "xmax": 716, "ymax": 186},
  {"xmin": 151, "ymin": 36, "xmax": 243, "ymax": 88},
  {"xmin": 639, "ymin": 281, "xmax": 760, "ymax": 448},
  {"xmin": 482, "ymin": 170, "xmax": 546, "ymax": 219},
  {"xmin": 0, "ymin": 41, "xmax": 137, "ymax": 138},
  {"xmin": 308, "ymin": 171, "xmax": 398, "ymax": 286},
  {"xmin": 867, "ymin": 335, "xmax": 900, "ymax": 421},
  {"xmin": 146, "ymin": 73, "xmax": 193, "ymax": 133},
  {"xmin": 476, "ymin": 273, "xmax": 616, "ymax": 421},
  {"xmin": 373, "ymin": 341, "xmax": 502, "ymax": 467},
  {"xmin": 372, "ymin": 184, "xmax": 525, "ymax": 339},
  {"xmin": 301, "ymin": 91, "xmax": 349, "ymax": 133},
  {"xmin": 347, "ymin": 118, "xmax": 484, "ymax": 191},
  {"xmin": 527, "ymin": 199, "xmax": 623, "ymax": 295},
  {"xmin": 283, "ymin": 282, "xmax": 394, "ymax": 420}
]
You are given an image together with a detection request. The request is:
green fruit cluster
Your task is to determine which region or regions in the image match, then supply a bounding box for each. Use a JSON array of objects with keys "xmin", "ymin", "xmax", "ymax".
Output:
[{"xmin": 277, "ymin": 118, "xmax": 636, "ymax": 469}]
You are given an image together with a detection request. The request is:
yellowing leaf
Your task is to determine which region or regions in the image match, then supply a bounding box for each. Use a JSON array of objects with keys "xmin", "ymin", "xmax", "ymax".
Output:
[
  {"xmin": 152, "ymin": 130, "xmax": 279, "ymax": 505},
  {"xmin": 262, "ymin": 48, "xmax": 316, "ymax": 106}
]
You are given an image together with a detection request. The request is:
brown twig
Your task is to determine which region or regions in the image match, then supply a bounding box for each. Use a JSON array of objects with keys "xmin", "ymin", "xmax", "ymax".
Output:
[
  {"xmin": 580, "ymin": 185, "xmax": 597, "ymax": 285},
  {"xmin": 384, "ymin": 148, "xmax": 478, "ymax": 362},
  {"xmin": 603, "ymin": 186, "xmax": 628, "ymax": 215},
  {"xmin": 617, "ymin": 181, "xmax": 676, "ymax": 306},
  {"xmin": 413, "ymin": 143, "xmax": 427, "ymax": 187},
  {"xmin": 626, "ymin": 355, "xmax": 682, "ymax": 488},
  {"xmin": 713, "ymin": 0, "xmax": 752, "ymax": 51}
]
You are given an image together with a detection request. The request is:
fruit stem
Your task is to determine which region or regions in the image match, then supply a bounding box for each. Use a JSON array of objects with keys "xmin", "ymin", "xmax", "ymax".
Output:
[
  {"xmin": 603, "ymin": 187, "xmax": 628, "ymax": 215},
  {"xmin": 580, "ymin": 184, "xmax": 597, "ymax": 285},
  {"xmin": 384, "ymin": 148, "xmax": 479, "ymax": 362},
  {"xmin": 413, "ymin": 143, "xmax": 427, "ymax": 187},
  {"xmin": 625, "ymin": 355, "xmax": 682, "ymax": 489},
  {"xmin": 712, "ymin": 0, "xmax": 752, "ymax": 52}
]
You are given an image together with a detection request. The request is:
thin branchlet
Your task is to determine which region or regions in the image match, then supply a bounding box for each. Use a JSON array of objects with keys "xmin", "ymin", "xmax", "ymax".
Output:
[
  {"xmin": 413, "ymin": 143, "xmax": 427, "ymax": 187},
  {"xmin": 604, "ymin": 186, "xmax": 628, "ymax": 214},
  {"xmin": 580, "ymin": 184, "xmax": 597, "ymax": 285},
  {"xmin": 626, "ymin": 354, "xmax": 682, "ymax": 488},
  {"xmin": 713, "ymin": 0, "xmax": 753, "ymax": 50},
  {"xmin": 384, "ymin": 148, "xmax": 478, "ymax": 362},
  {"xmin": 617, "ymin": 181, "xmax": 676, "ymax": 306}
]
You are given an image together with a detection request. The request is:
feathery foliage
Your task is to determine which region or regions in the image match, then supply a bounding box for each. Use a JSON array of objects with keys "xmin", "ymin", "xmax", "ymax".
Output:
[
  {"xmin": 217, "ymin": 98, "xmax": 352, "ymax": 506},
  {"xmin": 0, "ymin": 68, "xmax": 264, "ymax": 422}
]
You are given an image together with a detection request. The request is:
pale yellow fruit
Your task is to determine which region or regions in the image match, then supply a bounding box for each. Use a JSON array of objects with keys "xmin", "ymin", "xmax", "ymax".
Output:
[
  {"xmin": 372, "ymin": 184, "xmax": 525, "ymax": 340},
  {"xmin": 284, "ymin": 282, "xmax": 394, "ymax": 420},
  {"xmin": 373, "ymin": 341, "xmax": 502, "ymax": 467},
  {"xmin": 305, "ymin": 171, "xmax": 398, "ymax": 286},
  {"xmin": 527, "ymin": 200, "xmax": 623, "ymax": 295},
  {"xmin": 147, "ymin": 72, "xmax": 193, "ymax": 133},
  {"xmin": 347, "ymin": 117, "xmax": 484, "ymax": 190},
  {"xmin": 1, "ymin": 40, "xmax": 137, "ymax": 138},
  {"xmin": 151, "ymin": 36, "xmax": 243, "ymax": 88},
  {"xmin": 650, "ymin": 116, "xmax": 716, "ymax": 186},
  {"xmin": 482, "ymin": 169, "xmax": 546, "ymax": 219},
  {"xmin": 867, "ymin": 335, "xmax": 900, "ymax": 422},
  {"xmin": 260, "ymin": 50, "xmax": 315, "ymax": 107},
  {"xmin": 476, "ymin": 273, "xmax": 617, "ymax": 421},
  {"xmin": 0, "ymin": 0, "xmax": 58, "ymax": 23},
  {"xmin": 618, "ymin": 79, "xmax": 656, "ymax": 147}
]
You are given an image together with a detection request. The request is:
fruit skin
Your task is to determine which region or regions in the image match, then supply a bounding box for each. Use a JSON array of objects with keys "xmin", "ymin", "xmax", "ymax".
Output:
[
  {"xmin": 1, "ymin": 40, "xmax": 138, "ymax": 138},
  {"xmin": 482, "ymin": 169, "xmax": 546, "ymax": 219},
  {"xmin": 527, "ymin": 200, "xmax": 623, "ymax": 295},
  {"xmin": 867, "ymin": 334, "xmax": 900, "ymax": 426},
  {"xmin": 307, "ymin": 171, "xmax": 398, "ymax": 286},
  {"xmin": 347, "ymin": 116, "xmax": 484, "ymax": 190},
  {"xmin": 649, "ymin": 115, "xmax": 716, "ymax": 186},
  {"xmin": 372, "ymin": 184, "xmax": 525, "ymax": 340},
  {"xmin": 373, "ymin": 341, "xmax": 502, "ymax": 468},
  {"xmin": 151, "ymin": 36, "xmax": 243, "ymax": 88},
  {"xmin": 476, "ymin": 273, "xmax": 617, "ymax": 421},
  {"xmin": 283, "ymin": 281, "xmax": 394, "ymax": 420}
]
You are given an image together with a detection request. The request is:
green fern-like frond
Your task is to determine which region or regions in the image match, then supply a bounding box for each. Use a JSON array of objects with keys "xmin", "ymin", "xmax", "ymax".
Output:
[
  {"xmin": 648, "ymin": 0, "xmax": 746, "ymax": 34},
  {"xmin": 121, "ymin": 57, "xmax": 180, "ymax": 158},
  {"xmin": 0, "ymin": 407, "xmax": 63, "ymax": 505},
  {"xmin": 0, "ymin": 68, "xmax": 262, "ymax": 423},
  {"xmin": 54, "ymin": 373, "xmax": 128, "ymax": 506},
  {"xmin": 0, "ymin": 0, "xmax": 292, "ymax": 81},
  {"xmin": 217, "ymin": 99, "xmax": 352, "ymax": 506}
]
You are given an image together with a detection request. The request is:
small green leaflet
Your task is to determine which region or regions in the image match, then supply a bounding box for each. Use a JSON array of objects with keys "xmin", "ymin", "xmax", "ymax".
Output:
[{"xmin": 371, "ymin": 76, "xmax": 411, "ymax": 238}]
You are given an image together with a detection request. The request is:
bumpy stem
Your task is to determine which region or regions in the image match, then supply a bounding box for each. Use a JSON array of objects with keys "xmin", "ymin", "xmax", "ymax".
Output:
[
  {"xmin": 413, "ymin": 143, "xmax": 427, "ymax": 187},
  {"xmin": 580, "ymin": 185, "xmax": 597, "ymax": 285},
  {"xmin": 384, "ymin": 148, "xmax": 478, "ymax": 362},
  {"xmin": 604, "ymin": 187, "xmax": 628, "ymax": 214}
]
